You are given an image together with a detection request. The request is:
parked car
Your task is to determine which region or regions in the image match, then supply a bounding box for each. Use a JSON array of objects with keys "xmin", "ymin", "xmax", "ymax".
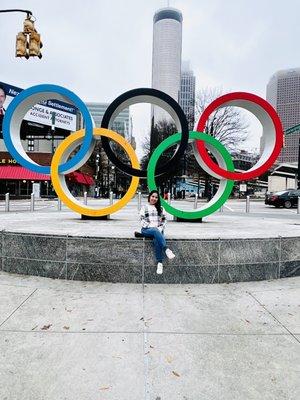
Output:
[{"xmin": 265, "ymin": 189, "xmax": 300, "ymax": 208}]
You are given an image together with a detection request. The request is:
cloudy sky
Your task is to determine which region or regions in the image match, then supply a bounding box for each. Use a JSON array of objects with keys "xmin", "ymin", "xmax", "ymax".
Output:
[{"xmin": 1, "ymin": 0, "xmax": 299, "ymax": 156}]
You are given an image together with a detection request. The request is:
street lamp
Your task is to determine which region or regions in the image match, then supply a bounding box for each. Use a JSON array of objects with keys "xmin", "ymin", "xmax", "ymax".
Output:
[
  {"xmin": 107, "ymin": 160, "xmax": 110, "ymax": 196},
  {"xmin": 204, "ymin": 116, "xmax": 217, "ymax": 200},
  {"xmin": 95, "ymin": 152, "xmax": 100, "ymax": 198},
  {"xmin": 283, "ymin": 124, "xmax": 300, "ymax": 189},
  {"xmin": 46, "ymin": 112, "xmax": 56, "ymax": 154}
]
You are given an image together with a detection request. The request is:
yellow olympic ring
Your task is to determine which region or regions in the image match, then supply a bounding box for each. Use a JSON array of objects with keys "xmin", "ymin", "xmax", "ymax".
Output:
[{"xmin": 50, "ymin": 128, "xmax": 140, "ymax": 216}]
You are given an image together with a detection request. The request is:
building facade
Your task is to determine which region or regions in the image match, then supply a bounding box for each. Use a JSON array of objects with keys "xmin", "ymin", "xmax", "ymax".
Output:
[
  {"xmin": 231, "ymin": 149, "xmax": 259, "ymax": 171},
  {"xmin": 0, "ymin": 82, "xmax": 94, "ymax": 197},
  {"xmin": 179, "ymin": 61, "xmax": 196, "ymax": 130},
  {"xmin": 85, "ymin": 102, "xmax": 133, "ymax": 141},
  {"xmin": 266, "ymin": 68, "xmax": 300, "ymax": 163},
  {"xmin": 151, "ymin": 7, "xmax": 183, "ymax": 124}
]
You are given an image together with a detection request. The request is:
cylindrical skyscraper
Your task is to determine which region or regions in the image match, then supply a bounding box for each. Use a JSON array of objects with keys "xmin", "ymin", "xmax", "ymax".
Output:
[{"xmin": 151, "ymin": 7, "xmax": 183, "ymax": 123}]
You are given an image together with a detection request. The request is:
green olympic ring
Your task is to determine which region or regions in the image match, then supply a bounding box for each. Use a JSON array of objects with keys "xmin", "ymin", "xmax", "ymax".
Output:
[{"xmin": 147, "ymin": 131, "xmax": 234, "ymax": 219}]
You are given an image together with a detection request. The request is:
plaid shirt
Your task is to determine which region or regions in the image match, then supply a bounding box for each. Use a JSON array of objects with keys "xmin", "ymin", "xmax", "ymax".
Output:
[{"xmin": 140, "ymin": 204, "xmax": 166, "ymax": 231}]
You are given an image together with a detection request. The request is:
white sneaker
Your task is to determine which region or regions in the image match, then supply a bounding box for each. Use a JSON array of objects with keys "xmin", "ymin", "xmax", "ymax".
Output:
[
  {"xmin": 156, "ymin": 262, "xmax": 163, "ymax": 274},
  {"xmin": 165, "ymin": 248, "xmax": 175, "ymax": 260}
]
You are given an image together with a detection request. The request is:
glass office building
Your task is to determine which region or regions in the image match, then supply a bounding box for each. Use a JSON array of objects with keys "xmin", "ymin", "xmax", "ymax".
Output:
[{"xmin": 266, "ymin": 68, "xmax": 300, "ymax": 163}]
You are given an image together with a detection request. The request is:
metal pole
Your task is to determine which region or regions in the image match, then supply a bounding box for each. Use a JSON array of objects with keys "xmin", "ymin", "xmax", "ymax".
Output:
[
  {"xmin": 109, "ymin": 191, "xmax": 113, "ymax": 205},
  {"xmin": 5, "ymin": 193, "xmax": 9, "ymax": 212},
  {"xmin": 137, "ymin": 191, "xmax": 141, "ymax": 211},
  {"xmin": 193, "ymin": 193, "xmax": 198, "ymax": 209},
  {"xmin": 57, "ymin": 198, "xmax": 62, "ymax": 211},
  {"xmin": 83, "ymin": 192, "xmax": 87, "ymax": 205},
  {"xmin": 297, "ymin": 197, "xmax": 300, "ymax": 215},
  {"xmin": 219, "ymin": 205, "xmax": 224, "ymax": 212},
  {"xmin": 0, "ymin": 9, "xmax": 33, "ymax": 17},
  {"xmin": 168, "ymin": 192, "xmax": 171, "ymax": 205},
  {"xmin": 30, "ymin": 193, "xmax": 35, "ymax": 211},
  {"xmin": 246, "ymin": 195, "xmax": 250, "ymax": 213}
]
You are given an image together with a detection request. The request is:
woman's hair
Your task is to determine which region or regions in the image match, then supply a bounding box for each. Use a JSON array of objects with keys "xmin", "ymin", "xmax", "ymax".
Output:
[{"xmin": 148, "ymin": 190, "xmax": 162, "ymax": 216}]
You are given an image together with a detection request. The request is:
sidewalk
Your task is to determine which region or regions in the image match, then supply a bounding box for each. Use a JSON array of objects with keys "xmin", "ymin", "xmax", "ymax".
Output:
[
  {"xmin": 0, "ymin": 272, "xmax": 299, "ymax": 399},
  {"xmin": 0, "ymin": 198, "xmax": 299, "ymax": 239}
]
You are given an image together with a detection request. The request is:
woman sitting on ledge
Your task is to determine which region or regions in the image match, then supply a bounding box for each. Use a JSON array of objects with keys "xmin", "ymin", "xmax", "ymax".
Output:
[{"xmin": 138, "ymin": 190, "xmax": 175, "ymax": 275}]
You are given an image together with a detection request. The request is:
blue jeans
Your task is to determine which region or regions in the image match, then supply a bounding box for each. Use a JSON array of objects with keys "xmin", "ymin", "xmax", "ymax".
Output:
[{"xmin": 141, "ymin": 227, "xmax": 166, "ymax": 263}]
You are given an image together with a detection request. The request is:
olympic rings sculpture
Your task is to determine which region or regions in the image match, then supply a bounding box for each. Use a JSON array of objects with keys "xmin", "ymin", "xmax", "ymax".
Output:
[{"xmin": 3, "ymin": 84, "xmax": 283, "ymax": 218}]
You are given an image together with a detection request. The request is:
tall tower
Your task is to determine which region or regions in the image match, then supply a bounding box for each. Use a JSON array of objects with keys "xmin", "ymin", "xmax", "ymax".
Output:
[
  {"xmin": 151, "ymin": 7, "xmax": 183, "ymax": 124},
  {"xmin": 266, "ymin": 68, "xmax": 300, "ymax": 163},
  {"xmin": 179, "ymin": 61, "xmax": 196, "ymax": 130}
]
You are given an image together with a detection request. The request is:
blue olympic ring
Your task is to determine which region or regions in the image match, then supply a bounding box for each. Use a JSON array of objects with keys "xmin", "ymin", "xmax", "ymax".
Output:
[{"xmin": 3, "ymin": 84, "xmax": 94, "ymax": 174}]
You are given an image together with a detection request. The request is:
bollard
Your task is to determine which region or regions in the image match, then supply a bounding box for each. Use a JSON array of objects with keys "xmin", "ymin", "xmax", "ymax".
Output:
[
  {"xmin": 137, "ymin": 191, "xmax": 142, "ymax": 211},
  {"xmin": 83, "ymin": 192, "xmax": 88, "ymax": 205},
  {"xmin": 246, "ymin": 195, "xmax": 250, "ymax": 213},
  {"xmin": 168, "ymin": 192, "xmax": 171, "ymax": 205},
  {"xmin": 193, "ymin": 193, "xmax": 198, "ymax": 209},
  {"xmin": 57, "ymin": 198, "xmax": 62, "ymax": 211},
  {"xmin": 109, "ymin": 191, "xmax": 113, "ymax": 205},
  {"xmin": 30, "ymin": 193, "xmax": 35, "ymax": 212},
  {"xmin": 5, "ymin": 193, "xmax": 9, "ymax": 212},
  {"xmin": 298, "ymin": 197, "xmax": 300, "ymax": 215}
]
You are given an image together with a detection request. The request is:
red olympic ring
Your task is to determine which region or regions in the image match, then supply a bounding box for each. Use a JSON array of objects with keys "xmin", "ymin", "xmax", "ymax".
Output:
[{"xmin": 195, "ymin": 92, "xmax": 284, "ymax": 181}]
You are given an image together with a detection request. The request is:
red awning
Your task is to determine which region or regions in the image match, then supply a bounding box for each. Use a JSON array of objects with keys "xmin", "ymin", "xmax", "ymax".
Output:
[
  {"xmin": 67, "ymin": 171, "xmax": 94, "ymax": 186},
  {"xmin": 0, "ymin": 166, "xmax": 94, "ymax": 186},
  {"xmin": 0, "ymin": 166, "xmax": 50, "ymax": 181},
  {"xmin": 83, "ymin": 174, "xmax": 94, "ymax": 185}
]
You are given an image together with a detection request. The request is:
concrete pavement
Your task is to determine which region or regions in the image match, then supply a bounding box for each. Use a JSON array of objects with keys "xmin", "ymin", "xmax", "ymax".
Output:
[
  {"xmin": 0, "ymin": 271, "xmax": 299, "ymax": 399},
  {"xmin": 0, "ymin": 198, "xmax": 299, "ymax": 239}
]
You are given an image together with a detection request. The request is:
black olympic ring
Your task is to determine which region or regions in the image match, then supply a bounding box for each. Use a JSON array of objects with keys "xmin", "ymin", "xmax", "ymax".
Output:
[{"xmin": 100, "ymin": 88, "xmax": 189, "ymax": 178}]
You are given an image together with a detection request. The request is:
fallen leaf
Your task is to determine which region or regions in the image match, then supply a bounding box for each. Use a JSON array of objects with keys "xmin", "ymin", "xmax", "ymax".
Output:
[
  {"xmin": 150, "ymin": 345, "xmax": 154, "ymax": 349},
  {"xmin": 31, "ymin": 325, "xmax": 38, "ymax": 331},
  {"xmin": 288, "ymin": 313, "xmax": 293, "ymax": 316},
  {"xmin": 245, "ymin": 319, "xmax": 250, "ymax": 323},
  {"xmin": 145, "ymin": 351, "xmax": 150, "ymax": 355},
  {"xmin": 172, "ymin": 371, "xmax": 180, "ymax": 377},
  {"xmin": 99, "ymin": 386, "xmax": 110, "ymax": 391},
  {"xmin": 166, "ymin": 356, "xmax": 173, "ymax": 363},
  {"xmin": 140, "ymin": 317, "xmax": 144, "ymax": 321},
  {"xmin": 63, "ymin": 326, "xmax": 70, "ymax": 330},
  {"xmin": 41, "ymin": 324, "xmax": 52, "ymax": 330}
]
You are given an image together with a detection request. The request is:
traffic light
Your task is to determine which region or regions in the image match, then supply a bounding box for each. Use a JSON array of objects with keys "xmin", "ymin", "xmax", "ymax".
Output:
[
  {"xmin": 16, "ymin": 32, "xmax": 29, "ymax": 58},
  {"xmin": 29, "ymin": 30, "xmax": 42, "ymax": 58},
  {"xmin": 15, "ymin": 17, "xmax": 42, "ymax": 59},
  {"xmin": 23, "ymin": 17, "xmax": 35, "ymax": 33}
]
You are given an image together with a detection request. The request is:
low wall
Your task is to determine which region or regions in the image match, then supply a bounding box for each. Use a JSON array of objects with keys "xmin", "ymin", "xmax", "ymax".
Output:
[{"xmin": 0, "ymin": 231, "xmax": 299, "ymax": 284}]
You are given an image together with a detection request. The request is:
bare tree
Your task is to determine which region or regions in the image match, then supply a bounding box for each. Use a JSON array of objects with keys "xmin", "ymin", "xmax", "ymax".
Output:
[
  {"xmin": 195, "ymin": 87, "xmax": 249, "ymax": 151},
  {"xmin": 141, "ymin": 119, "xmax": 177, "ymax": 170}
]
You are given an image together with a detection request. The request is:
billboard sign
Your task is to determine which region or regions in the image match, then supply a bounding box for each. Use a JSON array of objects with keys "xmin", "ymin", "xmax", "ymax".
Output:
[{"xmin": 0, "ymin": 81, "xmax": 77, "ymax": 131}]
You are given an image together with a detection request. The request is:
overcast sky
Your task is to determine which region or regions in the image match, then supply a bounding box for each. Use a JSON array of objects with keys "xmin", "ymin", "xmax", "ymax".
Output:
[{"xmin": 1, "ymin": 0, "xmax": 299, "ymax": 157}]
